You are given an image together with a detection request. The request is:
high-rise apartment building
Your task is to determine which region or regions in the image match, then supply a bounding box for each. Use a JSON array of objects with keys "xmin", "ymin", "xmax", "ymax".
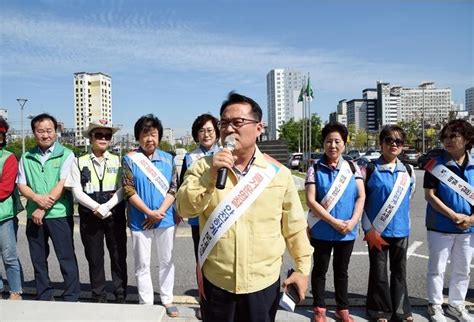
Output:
[
  {"xmin": 266, "ymin": 69, "xmax": 304, "ymax": 140},
  {"xmin": 74, "ymin": 72, "xmax": 112, "ymax": 146},
  {"xmin": 377, "ymin": 81, "xmax": 452, "ymax": 127},
  {"xmin": 466, "ymin": 87, "xmax": 474, "ymax": 115},
  {"xmin": 329, "ymin": 99, "xmax": 348, "ymax": 125}
]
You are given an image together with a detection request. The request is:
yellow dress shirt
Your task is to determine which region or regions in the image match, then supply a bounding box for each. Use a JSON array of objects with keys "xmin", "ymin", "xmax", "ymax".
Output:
[{"xmin": 176, "ymin": 147, "xmax": 313, "ymax": 294}]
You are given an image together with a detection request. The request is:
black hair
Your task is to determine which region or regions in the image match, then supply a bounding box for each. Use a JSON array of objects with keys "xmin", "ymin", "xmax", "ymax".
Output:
[
  {"xmin": 191, "ymin": 113, "xmax": 220, "ymax": 143},
  {"xmin": 31, "ymin": 113, "xmax": 58, "ymax": 132},
  {"xmin": 134, "ymin": 114, "xmax": 163, "ymax": 141},
  {"xmin": 379, "ymin": 125, "xmax": 407, "ymax": 144},
  {"xmin": 0, "ymin": 117, "xmax": 9, "ymax": 132},
  {"xmin": 219, "ymin": 91, "xmax": 262, "ymax": 122},
  {"xmin": 321, "ymin": 122, "xmax": 348, "ymax": 143},
  {"xmin": 440, "ymin": 119, "xmax": 474, "ymax": 151}
]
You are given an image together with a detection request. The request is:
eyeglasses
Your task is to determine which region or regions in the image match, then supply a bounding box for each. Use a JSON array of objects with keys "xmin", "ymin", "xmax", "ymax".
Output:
[
  {"xmin": 198, "ymin": 128, "xmax": 215, "ymax": 135},
  {"xmin": 93, "ymin": 132, "xmax": 112, "ymax": 140},
  {"xmin": 218, "ymin": 118, "xmax": 259, "ymax": 129},
  {"xmin": 383, "ymin": 137, "xmax": 404, "ymax": 146},
  {"xmin": 441, "ymin": 133, "xmax": 463, "ymax": 141}
]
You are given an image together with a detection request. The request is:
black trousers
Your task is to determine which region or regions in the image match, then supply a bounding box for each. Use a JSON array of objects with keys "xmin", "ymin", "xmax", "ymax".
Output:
[
  {"xmin": 26, "ymin": 216, "xmax": 80, "ymax": 301},
  {"xmin": 201, "ymin": 277, "xmax": 280, "ymax": 322},
  {"xmin": 191, "ymin": 225, "xmax": 199, "ymax": 263},
  {"xmin": 79, "ymin": 204, "xmax": 127, "ymax": 299},
  {"xmin": 366, "ymin": 236, "xmax": 412, "ymax": 321},
  {"xmin": 310, "ymin": 238, "xmax": 355, "ymax": 309}
]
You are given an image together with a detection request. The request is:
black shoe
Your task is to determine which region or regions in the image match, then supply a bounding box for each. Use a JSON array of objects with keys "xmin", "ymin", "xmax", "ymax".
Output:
[
  {"xmin": 92, "ymin": 295, "xmax": 107, "ymax": 303},
  {"xmin": 115, "ymin": 294, "xmax": 126, "ymax": 304}
]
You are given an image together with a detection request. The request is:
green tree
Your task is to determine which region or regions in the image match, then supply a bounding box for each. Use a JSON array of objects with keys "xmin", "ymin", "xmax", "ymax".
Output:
[
  {"xmin": 278, "ymin": 114, "xmax": 323, "ymax": 152},
  {"xmin": 397, "ymin": 120, "xmax": 419, "ymax": 148}
]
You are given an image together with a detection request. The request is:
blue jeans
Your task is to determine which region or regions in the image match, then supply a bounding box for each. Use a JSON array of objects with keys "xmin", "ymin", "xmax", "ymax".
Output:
[{"xmin": 0, "ymin": 217, "xmax": 23, "ymax": 293}]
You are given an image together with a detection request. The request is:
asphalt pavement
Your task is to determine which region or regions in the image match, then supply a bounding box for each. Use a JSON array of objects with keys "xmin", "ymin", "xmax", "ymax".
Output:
[{"xmin": 2, "ymin": 169, "xmax": 473, "ymax": 321}]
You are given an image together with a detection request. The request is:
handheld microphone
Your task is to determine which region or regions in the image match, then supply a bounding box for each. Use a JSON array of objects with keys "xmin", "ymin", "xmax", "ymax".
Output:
[{"xmin": 216, "ymin": 135, "xmax": 236, "ymax": 190}]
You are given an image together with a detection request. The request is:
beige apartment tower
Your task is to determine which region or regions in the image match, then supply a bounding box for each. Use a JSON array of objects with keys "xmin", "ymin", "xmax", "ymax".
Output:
[{"xmin": 74, "ymin": 72, "xmax": 112, "ymax": 146}]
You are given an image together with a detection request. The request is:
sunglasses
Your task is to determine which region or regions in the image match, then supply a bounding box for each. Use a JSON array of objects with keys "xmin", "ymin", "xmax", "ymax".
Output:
[
  {"xmin": 383, "ymin": 137, "xmax": 404, "ymax": 146},
  {"xmin": 93, "ymin": 132, "xmax": 112, "ymax": 140}
]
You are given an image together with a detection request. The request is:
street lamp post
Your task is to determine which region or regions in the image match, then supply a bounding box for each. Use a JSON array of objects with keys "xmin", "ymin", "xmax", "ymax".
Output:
[
  {"xmin": 16, "ymin": 98, "xmax": 28, "ymax": 154},
  {"xmin": 422, "ymin": 88, "xmax": 426, "ymax": 154}
]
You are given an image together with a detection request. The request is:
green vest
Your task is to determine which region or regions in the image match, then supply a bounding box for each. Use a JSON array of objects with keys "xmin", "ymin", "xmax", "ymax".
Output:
[
  {"xmin": 22, "ymin": 142, "xmax": 73, "ymax": 219},
  {"xmin": 0, "ymin": 150, "xmax": 22, "ymax": 222}
]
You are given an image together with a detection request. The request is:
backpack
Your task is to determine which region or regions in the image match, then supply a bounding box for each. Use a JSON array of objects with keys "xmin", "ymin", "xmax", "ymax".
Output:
[{"xmin": 365, "ymin": 161, "xmax": 412, "ymax": 186}]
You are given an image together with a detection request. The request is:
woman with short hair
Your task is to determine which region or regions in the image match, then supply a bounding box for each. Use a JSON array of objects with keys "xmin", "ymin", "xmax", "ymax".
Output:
[
  {"xmin": 305, "ymin": 122, "xmax": 365, "ymax": 322},
  {"xmin": 424, "ymin": 119, "xmax": 474, "ymax": 322}
]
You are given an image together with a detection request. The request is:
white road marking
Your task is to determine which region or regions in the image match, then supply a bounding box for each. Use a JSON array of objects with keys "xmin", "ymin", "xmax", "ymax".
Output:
[{"xmin": 407, "ymin": 241, "xmax": 423, "ymax": 258}]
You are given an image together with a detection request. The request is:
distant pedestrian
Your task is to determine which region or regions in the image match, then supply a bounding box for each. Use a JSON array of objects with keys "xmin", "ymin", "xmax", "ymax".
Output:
[
  {"xmin": 0, "ymin": 117, "xmax": 23, "ymax": 300},
  {"xmin": 17, "ymin": 113, "xmax": 80, "ymax": 301},
  {"xmin": 424, "ymin": 119, "xmax": 474, "ymax": 322},
  {"xmin": 122, "ymin": 114, "xmax": 179, "ymax": 317},
  {"xmin": 361, "ymin": 125, "xmax": 415, "ymax": 322},
  {"xmin": 65, "ymin": 119, "xmax": 127, "ymax": 303},
  {"xmin": 178, "ymin": 113, "xmax": 220, "ymax": 320},
  {"xmin": 305, "ymin": 122, "xmax": 365, "ymax": 322}
]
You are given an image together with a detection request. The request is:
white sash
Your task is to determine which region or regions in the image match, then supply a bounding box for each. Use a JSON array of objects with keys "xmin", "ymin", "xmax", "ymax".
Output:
[
  {"xmin": 362, "ymin": 170, "xmax": 411, "ymax": 233},
  {"xmin": 198, "ymin": 162, "xmax": 279, "ymax": 268},
  {"xmin": 129, "ymin": 152, "xmax": 169, "ymax": 198},
  {"xmin": 307, "ymin": 161, "xmax": 354, "ymax": 229},
  {"xmin": 425, "ymin": 159, "xmax": 474, "ymax": 206}
]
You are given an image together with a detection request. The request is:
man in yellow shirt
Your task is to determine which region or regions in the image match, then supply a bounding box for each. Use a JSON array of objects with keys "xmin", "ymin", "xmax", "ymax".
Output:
[{"xmin": 176, "ymin": 92, "xmax": 312, "ymax": 322}]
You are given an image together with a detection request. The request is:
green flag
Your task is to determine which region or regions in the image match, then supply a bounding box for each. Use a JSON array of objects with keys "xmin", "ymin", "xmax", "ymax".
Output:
[
  {"xmin": 305, "ymin": 77, "xmax": 314, "ymax": 100},
  {"xmin": 297, "ymin": 84, "xmax": 305, "ymax": 103}
]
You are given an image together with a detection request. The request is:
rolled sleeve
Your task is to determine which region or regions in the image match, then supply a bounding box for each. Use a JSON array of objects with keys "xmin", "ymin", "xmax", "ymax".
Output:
[
  {"xmin": 121, "ymin": 157, "xmax": 136, "ymax": 200},
  {"xmin": 60, "ymin": 153, "xmax": 75, "ymax": 180}
]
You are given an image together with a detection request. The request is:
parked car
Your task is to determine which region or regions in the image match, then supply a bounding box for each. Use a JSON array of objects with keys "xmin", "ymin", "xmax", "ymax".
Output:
[
  {"xmin": 299, "ymin": 152, "xmax": 324, "ymax": 172},
  {"xmin": 417, "ymin": 148, "xmax": 444, "ymax": 169},
  {"xmin": 347, "ymin": 149, "xmax": 364, "ymax": 160},
  {"xmin": 400, "ymin": 149, "xmax": 420, "ymax": 166},
  {"xmin": 358, "ymin": 149, "xmax": 381, "ymax": 164},
  {"xmin": 287, "ymin": 152, "xmax": 303, "ymax": 170}
]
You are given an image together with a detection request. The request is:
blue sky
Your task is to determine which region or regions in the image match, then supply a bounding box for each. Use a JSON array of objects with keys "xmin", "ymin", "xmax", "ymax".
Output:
[{"xmin": 1, "ymin": 0, "xmax": 473, "ymax": 137}]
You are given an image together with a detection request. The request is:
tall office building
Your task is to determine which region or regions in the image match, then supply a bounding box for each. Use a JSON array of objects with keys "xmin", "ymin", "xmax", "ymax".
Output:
[
  {"xmin": 466, "ymin": 87, "xmax": 474, "ymax": 114},
  {"xmin": 266, "ymin": 69, "xmax": 304, "ymax": 140},
  {"xmin": 74, "ymin": 72, "xmax": 112, "ymax": 146}
]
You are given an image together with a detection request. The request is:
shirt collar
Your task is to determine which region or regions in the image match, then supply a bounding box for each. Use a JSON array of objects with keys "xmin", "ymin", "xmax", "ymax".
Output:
[
  {"xmin": 374, "ymin": 156, "xmax": 408, "ymax": 172},
  {"xmin": 318, "ymin": 154, "xmax": 344, "ymax": 170},
  {"xmin": 38, "ymin": 142, "xmax": 56, "ymax": 156},
  {"xmin": 90, "ymin": 150, "xmax": 110, "ymax": 163}
]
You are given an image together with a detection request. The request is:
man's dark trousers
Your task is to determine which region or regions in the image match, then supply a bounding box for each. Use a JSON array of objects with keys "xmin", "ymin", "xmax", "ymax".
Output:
[{"xmin": 26, "ymin": 216, "xmax": 80, "ymax": 301}]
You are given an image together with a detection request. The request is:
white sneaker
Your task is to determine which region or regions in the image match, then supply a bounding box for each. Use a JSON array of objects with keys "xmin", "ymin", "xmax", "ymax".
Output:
[
  {"xmin": 428, "ymin": 304, "xmax": 447, "ymax": 322},
  {"xmin": 446, "ymin": 304, "xmax": 474, "ymax": 322}
]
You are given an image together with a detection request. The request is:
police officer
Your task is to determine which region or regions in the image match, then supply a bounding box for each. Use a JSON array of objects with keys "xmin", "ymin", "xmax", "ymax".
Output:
[{"xmin": 65, "ymin": 120, "xmax": 127, "ymax": 303}]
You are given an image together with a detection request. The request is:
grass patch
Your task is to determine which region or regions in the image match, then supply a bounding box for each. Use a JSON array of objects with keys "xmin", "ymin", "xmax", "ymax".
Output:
[
  {"xmin": 298, "ymin": 190, "xmax": 308, "ymax": 211},
  {"xmin": 291, "ymin": 170, "xmax": 305, "ymax": 178}
]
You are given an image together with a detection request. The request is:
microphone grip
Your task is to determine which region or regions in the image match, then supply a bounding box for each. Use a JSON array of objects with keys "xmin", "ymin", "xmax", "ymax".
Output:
[{"xmin": 216, "ymin": 167, "xmax": 228, "ymax": 190}]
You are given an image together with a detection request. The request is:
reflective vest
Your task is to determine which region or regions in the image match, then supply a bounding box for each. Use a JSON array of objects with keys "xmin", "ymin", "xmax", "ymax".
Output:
[{"xmin": 77, "ymin": 152, "xmax": 123, "ymax": 216}]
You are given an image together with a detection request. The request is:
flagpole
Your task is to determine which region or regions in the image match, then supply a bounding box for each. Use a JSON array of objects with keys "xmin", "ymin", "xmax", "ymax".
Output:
[
  {"xmin": 307, "ymin": 73, "xmax": 312, "ymax": 158},
  {"xmin": 301, "ymin": 77, "xmax": 306, "ymax": 162}
]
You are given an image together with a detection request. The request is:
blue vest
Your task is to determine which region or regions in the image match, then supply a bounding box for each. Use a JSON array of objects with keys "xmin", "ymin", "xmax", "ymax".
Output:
[
  {"xmin": 426, "ymin": 152, "xmax": 474, "ymax": 234},
  {"xmin": 124, "ymin": 149, "xmax": 175, "ymax": 231},
  {"xmin": 310, "ymin": 157, "xmax": 360, "ymax": 241},
  {"xmin": 365, "ymin": 159, "xmax": 413, "ymax": 237}
]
